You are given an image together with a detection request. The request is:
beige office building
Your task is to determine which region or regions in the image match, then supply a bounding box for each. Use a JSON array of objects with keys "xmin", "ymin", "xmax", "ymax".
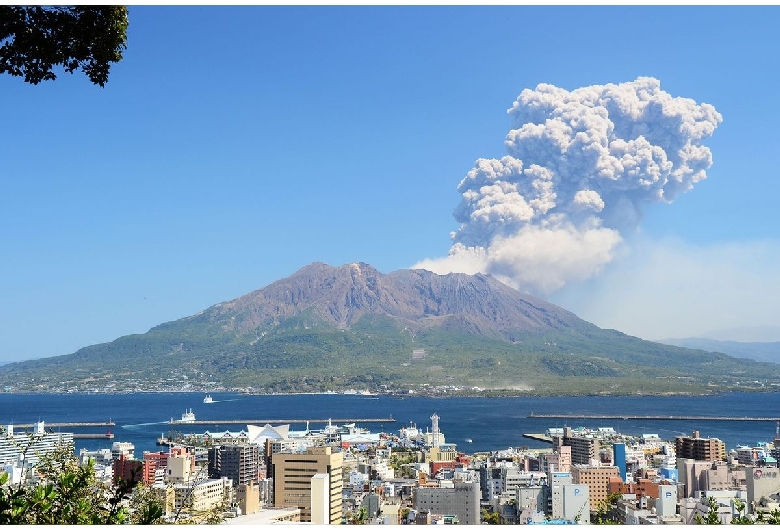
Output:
[
  {"xmin": 571, "ymin": 465, "xmax": 620, "ymax": 511},
  {"xmin": 236, "ymin": 481, "xmax": 261, "ymax": 515},
  {"xmin": 272, "ymin": 446, "xmax": 343, "ymax": 524}
]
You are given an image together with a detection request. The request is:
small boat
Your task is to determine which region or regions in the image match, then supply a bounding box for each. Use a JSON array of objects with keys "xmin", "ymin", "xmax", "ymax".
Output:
[
  {"xmin": 203, "ymin": 394, "xmax": 214, "ymax": 404},
  {"xmin": 465, "ymin": 438, "xmax": 473, "ymax": 443}
]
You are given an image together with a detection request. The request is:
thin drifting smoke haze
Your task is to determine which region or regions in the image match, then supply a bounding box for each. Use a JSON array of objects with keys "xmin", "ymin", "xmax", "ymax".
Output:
[{"xmin": 415, "ymin": 77, "xmax": 723, "ymax": 296}]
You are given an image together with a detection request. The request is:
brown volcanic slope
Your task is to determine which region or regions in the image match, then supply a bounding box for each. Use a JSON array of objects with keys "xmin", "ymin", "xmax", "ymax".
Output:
[
  {"xmin": 2, "ymin": 261, "xmax": 779, "ymax": 394},
  {"xmin": 187, "ymin": 261, "xmax": 588, "ymax": 340}
]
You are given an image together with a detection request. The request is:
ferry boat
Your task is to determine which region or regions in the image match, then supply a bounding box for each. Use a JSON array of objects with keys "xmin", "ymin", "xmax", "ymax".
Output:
[
  {"xmin": 170, "ymin": 409, "xmax": 196, "ymax": 424},
  {"xmin": 203, "ymin": 394, "xmax": 213, "ymax": 404}
]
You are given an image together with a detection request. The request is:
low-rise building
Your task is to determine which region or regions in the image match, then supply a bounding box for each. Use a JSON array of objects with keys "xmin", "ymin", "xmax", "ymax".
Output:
[
  {"xmin": 413, "ymin": 481, "xmax": 480, "ymax": 524},
  {"xmin": 235, "ymin": 481, "xmax": 261, "ymax": 515}
]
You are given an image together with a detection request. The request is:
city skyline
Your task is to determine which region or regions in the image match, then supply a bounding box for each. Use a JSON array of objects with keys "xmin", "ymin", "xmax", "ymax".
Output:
[{"xmin": 2, "ymin": 6, "xmax": 779, "ymax": 363}]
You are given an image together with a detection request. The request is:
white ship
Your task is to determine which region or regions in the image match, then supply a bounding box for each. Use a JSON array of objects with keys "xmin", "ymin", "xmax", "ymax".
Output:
[
  {"xmin": 203, "ymin": 394, "xmax": 213, "ymax": 404},
  {"xmin": 170, "ymin": 409, "xmax": 196, "ymax": 424}
]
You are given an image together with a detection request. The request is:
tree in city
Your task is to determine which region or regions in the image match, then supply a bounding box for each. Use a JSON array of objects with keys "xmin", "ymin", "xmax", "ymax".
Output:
[
  {"xmin": 732, "ymin": 499, "xmax": 754, "ymax": 525},
  {"xmin": 481, "ymin": 508, "xmax": 500, "ymax": 524},
  {"xmin": 0, "ymin": 6, "xmax": 128, "ymax": 86},
  {"xmin": 0, "ymin": 443, "xmax": 162, "ymax": 524},
  {"xmin": 0, "ymin": 434, "xmax": 230, "ymax": 524},
  {"xmin": 592, "ymin": 492, "xmax": 622, "ymax": 524},
  {"xmin": 731, "ymin": 498, "xmax": 780, "ymax": 525},
  {"xmin": 694, "ymin": 496, "xmax": 723, "ymax": 525},
  {"xmin": 346, "ymin": 505, "xmax": 368, "ymax": 525}
]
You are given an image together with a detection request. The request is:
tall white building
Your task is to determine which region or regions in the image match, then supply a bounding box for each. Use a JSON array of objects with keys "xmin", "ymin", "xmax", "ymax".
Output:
[
  {"xmin": 430, "ymin": 413, "xmax": 441, "ymax": 448},
  {"xmin": 310, "ymin": 473, "xmax": 330, "ymax": 525},
  {"xmin": 547, "ymin": 470, "xmax": 572, "ymax": 519},
  {"xmin": 0, "ymin": 422, "xmax": 74, "ymax": 470},
  {"xmin": 111, "ymin": 441, "xmax": 135, "ymax": 461},
  {"xmin": 562, "ymin": 484, "xmax": 590, "ymax": 523}
]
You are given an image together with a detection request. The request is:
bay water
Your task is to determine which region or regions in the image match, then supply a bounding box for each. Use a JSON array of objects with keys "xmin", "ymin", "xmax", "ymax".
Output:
[{"xmin": 2, "ymin": 392, "xmax": 779, "ymax": 456}]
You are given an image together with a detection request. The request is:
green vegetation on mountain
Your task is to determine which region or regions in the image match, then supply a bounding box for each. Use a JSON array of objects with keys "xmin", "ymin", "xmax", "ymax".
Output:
[{"xmin": 2, "ymin": 262, "xmax": 779, "ymax": 395}]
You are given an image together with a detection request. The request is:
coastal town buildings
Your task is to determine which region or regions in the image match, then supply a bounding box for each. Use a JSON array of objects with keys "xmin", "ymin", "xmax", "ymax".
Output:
[
  {"xmin": 134, "ymin": 446, "xmax": 234, "ymax": 521},
  {"xmin": 15, "ymin": 405, "xmax": 780, "ymax": 526}
]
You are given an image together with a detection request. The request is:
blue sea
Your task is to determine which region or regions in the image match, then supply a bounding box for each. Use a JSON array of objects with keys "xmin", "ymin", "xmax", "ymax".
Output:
[{"xmin": 1, "ymin": 392, "xmax": 779, "ymax": 456}]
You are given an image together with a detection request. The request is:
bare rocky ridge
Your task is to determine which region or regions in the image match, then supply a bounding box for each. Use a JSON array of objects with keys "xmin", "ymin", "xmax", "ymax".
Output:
[{"xmin": 192, "ymin": 262, "xmax": 589, "ymax": 340}]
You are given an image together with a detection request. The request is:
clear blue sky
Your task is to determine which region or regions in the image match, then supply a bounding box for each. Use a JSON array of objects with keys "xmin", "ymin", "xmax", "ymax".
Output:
[{"xmin": 3, "ymin": 6, "xmax": 780, "ymax": 363}]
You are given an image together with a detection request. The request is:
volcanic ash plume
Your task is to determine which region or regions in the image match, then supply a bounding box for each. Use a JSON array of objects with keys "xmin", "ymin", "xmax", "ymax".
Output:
[{"xmin": 415, "ymin": 77, "xmax": 722, "ymax": 294}]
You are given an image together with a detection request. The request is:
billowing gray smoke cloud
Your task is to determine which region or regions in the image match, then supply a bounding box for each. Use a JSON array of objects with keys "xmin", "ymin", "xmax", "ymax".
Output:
[{"xmin": 415, "ymin": 77, "xmax": 722, "ymax": 294}]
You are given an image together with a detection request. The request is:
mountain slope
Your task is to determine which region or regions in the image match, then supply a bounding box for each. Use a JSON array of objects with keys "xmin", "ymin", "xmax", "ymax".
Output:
[
  {"xmin": 174, "ymin": 262, "xmax": 586, "ymax": 338},
  {"xmin": 660, "ymin": 337, "xmax": 780, "ymax": 364},
  {"xmin": 2, "ymin": 262, "xmax": 779, "ymax": 395}
]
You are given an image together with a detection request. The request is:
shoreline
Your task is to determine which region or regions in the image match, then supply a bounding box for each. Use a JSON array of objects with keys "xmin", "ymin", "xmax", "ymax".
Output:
[{"xmin": 0, "ymin": 388, "xmax": 759, "ymax": 398}]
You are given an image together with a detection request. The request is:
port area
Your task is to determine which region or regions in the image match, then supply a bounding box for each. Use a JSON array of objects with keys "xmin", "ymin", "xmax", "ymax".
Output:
[
  {"xmin": 73, "ymin": 432, "xmax": 115, "ymax": 439},
  {"xmin": 527, "ymin": 413, "xmax": 780, "ymax": 421},
  {"xmin": 13, "ymin": 421, "xmax": 115, "ymax": 428},
  {"xmin": 522, "ymin": 433, "xmax": 553, "ymax": 444},
  {"xmin": 169, "ymin": 417, "xmax": 396, "ymax": 425}
]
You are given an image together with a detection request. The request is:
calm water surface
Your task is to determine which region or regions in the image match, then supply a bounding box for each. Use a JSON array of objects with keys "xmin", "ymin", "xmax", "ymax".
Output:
[{"xmin": 1, "ymin": 392, "xmax": 778, "ymax": 455}]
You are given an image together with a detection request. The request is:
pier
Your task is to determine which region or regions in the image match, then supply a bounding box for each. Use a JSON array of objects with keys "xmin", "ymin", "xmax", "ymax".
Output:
[
  {"xmin": 523, "ymin": 433, "xmax": 553, "ymax": 443},
  {"xmin": 169, "ymin": 417, "xmax": 397, "ymax": 425},
  {"xmin": 73, "ymin": 432, "xmax": 115, "ymax": 439},
  {"xmin": 528, "ymin": 413, "xmax": 780, "ymax": 422},
  {"xmin": 12, "ymin": 421, "xmax": 115, "ymax": 429}
]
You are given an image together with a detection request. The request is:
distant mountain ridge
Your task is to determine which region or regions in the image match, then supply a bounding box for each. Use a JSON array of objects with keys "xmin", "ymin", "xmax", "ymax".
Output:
[
  {"xmin": 659, "ymin": 337, "xmax": 780, "ymax": 364},
  {"xmin": 2, "ymin": 262, "xmax": 779, "ymax": 395}
]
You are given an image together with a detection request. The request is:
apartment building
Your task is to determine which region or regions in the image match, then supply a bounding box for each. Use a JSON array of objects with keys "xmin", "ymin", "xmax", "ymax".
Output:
[
  {"xmin": 0, "ymin": 422, "xmax": 74, "ymax": 469},
  {"xmin": 560, "ymin": 427, "xmax": 600, "ymax": 465},
  {"xmin": 211, "ymin": 444, "xmax": 262, "ymax": 486},
  {"xmin": 675, "ymin": 431, "xmax": 726, "ymax": 461}
]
